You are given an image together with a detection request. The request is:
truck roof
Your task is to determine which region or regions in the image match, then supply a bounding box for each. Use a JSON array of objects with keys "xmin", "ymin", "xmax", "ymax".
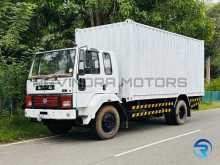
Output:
[{"xmin": 76, "ymin": 19, "xmax": 204, "ymax": 43}]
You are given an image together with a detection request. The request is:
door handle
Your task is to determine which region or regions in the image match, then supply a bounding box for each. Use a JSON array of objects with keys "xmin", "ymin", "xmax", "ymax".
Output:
[
  {"xmin": 103, "ymin": 84, "xmax": 106, "ymax": 90},
  {"xmin": 78, "ymin": 78, "xmax": 86, "ymax": 91}
]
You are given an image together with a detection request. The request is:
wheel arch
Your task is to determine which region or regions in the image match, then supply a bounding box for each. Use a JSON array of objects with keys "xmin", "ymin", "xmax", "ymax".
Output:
[
  {"xmin": 98, "ymin": 101, "xmax": 128, "ymax": 123},
  {"xmin": 177, "ymin": 94, "xmax": 191, "ymax": 117},
  {"xmin": 80, "ymin": 94, "xmax": 123, "ymax": 125}
]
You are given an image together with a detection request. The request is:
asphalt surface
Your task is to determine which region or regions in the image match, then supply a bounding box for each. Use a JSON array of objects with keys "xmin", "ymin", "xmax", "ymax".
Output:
[{"xmin": 0, "ymin": 109, "xmax": 219, "ymax": 165}]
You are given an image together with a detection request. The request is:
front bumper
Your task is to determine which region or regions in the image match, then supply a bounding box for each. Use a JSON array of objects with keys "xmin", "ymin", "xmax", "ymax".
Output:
[{"xmin": 25, "ymin": 109, "xmax": 77, "ymax": 121}]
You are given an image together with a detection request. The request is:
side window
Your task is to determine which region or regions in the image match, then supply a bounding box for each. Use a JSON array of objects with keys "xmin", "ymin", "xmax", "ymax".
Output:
[
  {"xmin": 78, "ymin": 49, "xmax": 85, "ymax": 75},
  {"xmin": 85, "ymin": 51, "xmax": 100, "ymax": 74},
  {"xmin": 103, "ymin": 53, "xmax": 112, "ymax": 75}
]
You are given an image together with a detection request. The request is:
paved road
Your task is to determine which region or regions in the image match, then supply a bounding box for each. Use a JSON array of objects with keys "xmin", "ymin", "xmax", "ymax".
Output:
[{"xmin": 0, "ymin": 109, "xmax": 219, "ymax": 165}]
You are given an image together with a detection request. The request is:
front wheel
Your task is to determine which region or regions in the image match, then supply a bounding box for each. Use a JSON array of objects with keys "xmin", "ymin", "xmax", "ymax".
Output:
[
  {"xmin": 95, "ymin": 105, "xmax": 120, "ymax": 140},
  {"xmin": 46, "ymin": 121, "xmax": 72, "ymax": 134}
]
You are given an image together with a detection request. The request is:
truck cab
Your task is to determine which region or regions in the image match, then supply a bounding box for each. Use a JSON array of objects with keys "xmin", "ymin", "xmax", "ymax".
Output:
[{"xmin": 25, "ymin": 47, "xmax": 121, "ymax": 139}]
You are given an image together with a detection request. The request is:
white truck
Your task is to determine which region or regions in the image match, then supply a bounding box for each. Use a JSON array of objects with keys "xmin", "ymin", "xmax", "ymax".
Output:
[{"xmin": 25, "ymin": 20, "xmax": 204, "ymax": 139}]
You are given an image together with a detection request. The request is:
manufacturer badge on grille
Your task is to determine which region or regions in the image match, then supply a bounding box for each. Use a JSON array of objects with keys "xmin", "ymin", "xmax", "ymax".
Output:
[{"xmin": 43, "ymin": 98, "xmax": 48, "ymax": 104}]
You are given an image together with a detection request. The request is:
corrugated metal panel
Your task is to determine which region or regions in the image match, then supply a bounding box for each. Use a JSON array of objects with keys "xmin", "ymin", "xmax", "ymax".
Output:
[{"xmin": 76, "ymin": 20, "xmax": 204, "ymax": 100}]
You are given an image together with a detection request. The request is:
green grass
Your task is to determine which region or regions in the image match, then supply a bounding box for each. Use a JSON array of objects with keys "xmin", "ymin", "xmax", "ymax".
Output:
[
  {"xmin": 0, "ymin": 113, "xmax": 50, "ymax": 143},
  {"xmin": 199, "ymin": 102, "xmax": 220, "ymax": 111}
]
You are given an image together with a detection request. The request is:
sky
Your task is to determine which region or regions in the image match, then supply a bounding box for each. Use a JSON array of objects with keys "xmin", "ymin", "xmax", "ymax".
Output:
[{"xmin": 206, "ymin": 0, "xmax": 220, "ymax": 3}]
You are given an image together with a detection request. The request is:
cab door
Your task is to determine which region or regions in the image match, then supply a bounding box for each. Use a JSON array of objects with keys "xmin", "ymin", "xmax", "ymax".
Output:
[
  {"xmin": 101, "ymin": 52, "xmax": 116, "ymax": 94},
  {"xmin": 76, "ymin": 49, "xmax": 104, "ymax": 107}
]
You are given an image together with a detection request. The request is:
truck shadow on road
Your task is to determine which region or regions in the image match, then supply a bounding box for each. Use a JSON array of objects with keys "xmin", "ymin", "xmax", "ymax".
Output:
[{"xmin": 48, "ymin": 117, "xmax": 188, "ymax": 143}]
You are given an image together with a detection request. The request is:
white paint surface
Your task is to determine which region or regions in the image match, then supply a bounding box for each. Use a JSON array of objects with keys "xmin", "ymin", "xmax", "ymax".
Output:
[{"xmin": 76, "ymin": 20, "xmax": 204, "ymax": 101}]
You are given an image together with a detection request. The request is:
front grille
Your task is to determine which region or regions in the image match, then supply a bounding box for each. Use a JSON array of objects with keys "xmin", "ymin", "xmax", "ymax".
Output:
[{"xmin": 33, "ymin": 95, "xmax": 60, "ymax": 109}]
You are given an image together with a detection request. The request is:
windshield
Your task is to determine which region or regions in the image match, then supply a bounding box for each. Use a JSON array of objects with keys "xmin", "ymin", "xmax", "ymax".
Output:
[{"xmin": 31, "ymin": 49, "xmax": 75, "ymax": 77}]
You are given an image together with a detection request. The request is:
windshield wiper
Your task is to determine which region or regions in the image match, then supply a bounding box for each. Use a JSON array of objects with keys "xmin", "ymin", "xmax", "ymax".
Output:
[
  {"xmin": 31, "ymin": 73, "xmax": 72, "ymax": 80},
  {"xmin": 31, "ymin": 75, "xmax": 48, "ymax": 79}
]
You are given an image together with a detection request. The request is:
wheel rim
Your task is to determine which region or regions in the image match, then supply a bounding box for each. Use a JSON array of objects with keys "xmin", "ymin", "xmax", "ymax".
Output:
[
  {"xmin": 179, "ymin": 105, "xmax": 186, "ymax": 119},
  {"xmin": 102, "ymin": 112, "xmax": 116, "ymax": 133}
]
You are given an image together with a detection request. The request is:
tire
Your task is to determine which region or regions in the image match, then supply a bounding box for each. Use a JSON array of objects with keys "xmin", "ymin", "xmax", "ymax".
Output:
[
  {"xmin": 95, "ymin": 105, "xmax": 120, "ymax": 140},
  {"xmin": 46, "ymin": 121, "xmax": 72, "ymax": 134},
  {"xmin": 165, "ymin": 113, "xmax": 174, "ymax": 125},
  {"xmin": 165, "ymin": 100, "xmax": 187, "ymax": 125}
]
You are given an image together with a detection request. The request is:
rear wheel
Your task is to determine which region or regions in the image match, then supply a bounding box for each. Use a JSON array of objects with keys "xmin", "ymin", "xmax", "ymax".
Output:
[
  {"xmin": 165, "ymin": 100, "xmax": 187, "ymax": 125},
  {"xmin": 95, "ymin": 105, "xmax": 120, "ymax": 140},
  {"xmin": 46, "ymin": 121, "xmax": 72, "ymax": 134}
]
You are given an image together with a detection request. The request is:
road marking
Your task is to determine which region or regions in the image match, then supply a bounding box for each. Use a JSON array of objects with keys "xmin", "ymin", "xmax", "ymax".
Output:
[
  {"xmin": 114, "ymin": 129, "xmax": 201, "ymax": 157},
  {"xmin": 0, "ymin": 135, "xmax": 58, "ymax": 148}
]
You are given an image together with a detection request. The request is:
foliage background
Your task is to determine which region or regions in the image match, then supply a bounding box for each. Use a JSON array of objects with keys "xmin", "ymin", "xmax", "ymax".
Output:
[{"xmin": 0, "ymin": 0, "xmax": 219, "ymax": 112}]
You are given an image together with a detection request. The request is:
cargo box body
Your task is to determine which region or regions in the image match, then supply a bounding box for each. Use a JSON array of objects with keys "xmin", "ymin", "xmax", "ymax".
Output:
[{"xmin": 75, "ymin": 20, "xmax": 204, "ymax": 101}]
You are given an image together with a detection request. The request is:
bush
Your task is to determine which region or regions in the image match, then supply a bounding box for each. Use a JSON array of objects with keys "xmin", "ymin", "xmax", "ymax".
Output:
[
  {"xmin": 205, "ymin": 78, "xmax": 220, "ymax": 91},
  {"xmin": 0, "ymin": 59, "xmax": 29, "ymax": 112}
]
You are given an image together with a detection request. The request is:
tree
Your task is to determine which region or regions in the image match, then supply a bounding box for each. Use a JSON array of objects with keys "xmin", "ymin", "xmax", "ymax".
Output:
[
  {"xmin": 207, "ymin": 3, "xmax": 220, "ymax": 80},
  {"xmin": 0, "ymin": 0, "xmax": 216, "ymax": 111},
  {"xmin": 0, "ymin": 0, "xmax": 36, "ymax": 111},
  {"xmin": 144, "ymin": 0, "xmax": 215, "ymax": 83},
  {"xmin": 24, "ymin": 0, "xmax": 82, "ymax": 51},
  {"xmin": 0, "ymin": 0, "xmax": 37, "ymax": 61},
  {"xmin": 82, "ymin": 0, "xmax": 145, "ymax": 26}
]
